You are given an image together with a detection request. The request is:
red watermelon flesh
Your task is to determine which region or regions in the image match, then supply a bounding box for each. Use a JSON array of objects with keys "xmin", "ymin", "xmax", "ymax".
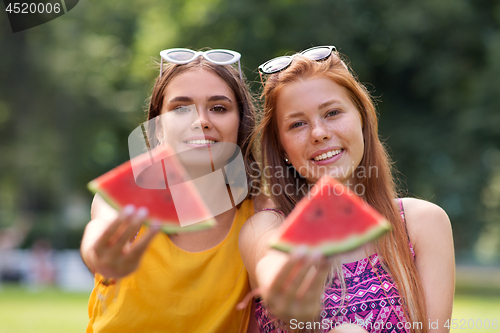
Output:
[
  {"xmin": 88, "ymin": 144, "xmax": 216, "ymax": 233},
  {"xmin": 271, "ymin": 176, "xmax": 390, "ymax": 255}
]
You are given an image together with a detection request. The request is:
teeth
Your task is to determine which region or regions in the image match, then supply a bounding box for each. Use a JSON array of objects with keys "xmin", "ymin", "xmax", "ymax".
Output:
[
  {"xmin": 185, "ymin": 140, "xmax": 216, "ymax": 144},
  {"xmin": 313, "ymin": 149, "xmax": 342, "ymax": 161}
]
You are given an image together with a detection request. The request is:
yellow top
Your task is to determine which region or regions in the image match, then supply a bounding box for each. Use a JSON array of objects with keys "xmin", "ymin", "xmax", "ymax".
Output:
[{"xmin": 87, "ymin": 199, "xmax": 254, "ymax": 333}]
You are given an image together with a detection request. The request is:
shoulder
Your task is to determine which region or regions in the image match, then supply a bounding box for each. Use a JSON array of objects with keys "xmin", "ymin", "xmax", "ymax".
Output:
[
  {"xmin": 239, "ymin": 203, "xmax": 285, "ymax": 254},
  {"xmin": 400, "ymin": 198, "xmax": 453, "ymax": 252},
  {"xmin": 241, "ymin": 192, "xmax": 283, "ymax": 237},
  {"xmin": 90, "ymin": 193, "xmax": 118, "ymax": 221},
  {"xmin": 240, "ymin": 208, "xmax": 285, "ymax": 242},
  {"xmin": 401, "ymin": 197, "xmax": 450, "ymax": 224},
  {"xmin": 252, "ymin": 193, "xmax": 276, "ymax": 213}
]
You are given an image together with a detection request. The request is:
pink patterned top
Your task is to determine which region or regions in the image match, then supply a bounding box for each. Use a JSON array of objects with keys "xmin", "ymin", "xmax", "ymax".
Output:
[{"xmin": 255, "ymin": 199, "xmax": 415, "ymax": 333}]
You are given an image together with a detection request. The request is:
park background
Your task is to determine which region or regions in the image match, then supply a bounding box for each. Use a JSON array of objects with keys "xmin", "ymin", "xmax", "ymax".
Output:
[{"xmin": 0, "ymin": 0, "xmax": 499, "ymax": 332}]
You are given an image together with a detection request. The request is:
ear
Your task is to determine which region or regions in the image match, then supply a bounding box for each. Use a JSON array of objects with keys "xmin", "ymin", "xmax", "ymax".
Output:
[
  {"xmin": 282, "ymin": 152, "xmax": 290, "ymax": 164},
  {"xmin": 155, "ymin": 129, "xmax": 163, "ymax": 145},
  {"xmin": 150, "ymin": 115, "xmax": 164, "ymax": 147}
]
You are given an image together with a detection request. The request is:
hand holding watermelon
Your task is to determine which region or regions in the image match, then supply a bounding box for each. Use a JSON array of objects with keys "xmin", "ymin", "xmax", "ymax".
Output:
[
  {"xmin": 258, "ymin": 246, "xmax": 332, "ymax": 324},
  {"xmin": 248, "ymin": 176, "xmax": 391, "ymax": 326},
  {"xmin": 81, "ymin": 201, "xmax": 160, "ymax": 280}
]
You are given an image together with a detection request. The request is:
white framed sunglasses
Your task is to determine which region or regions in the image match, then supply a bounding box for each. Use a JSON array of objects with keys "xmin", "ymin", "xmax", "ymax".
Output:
[
  {"xmin": 258, "ymin": 46, "xmax": 337, "ymax": 74},
  {"xmin": 159, "ymin": 48, "xmax": 242, "ymax": 79}
]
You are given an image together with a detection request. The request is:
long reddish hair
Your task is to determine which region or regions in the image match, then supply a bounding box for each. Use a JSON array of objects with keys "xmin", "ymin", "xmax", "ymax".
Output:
[{"xmin": 253, "ymin": 54, "xmax": 427, "ymax": 332}]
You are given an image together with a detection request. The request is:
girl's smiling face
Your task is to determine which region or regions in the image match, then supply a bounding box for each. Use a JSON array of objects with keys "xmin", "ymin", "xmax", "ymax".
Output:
[
  {"xmin": 276, "ymin": 77, "xmax": 364, "ymax": 184},
  {"xmin": 159, "ymin": 68, "xmax": 240, "ymax": 173}
]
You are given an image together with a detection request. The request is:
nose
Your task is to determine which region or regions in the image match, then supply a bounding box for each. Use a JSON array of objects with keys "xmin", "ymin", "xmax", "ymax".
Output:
[
  {"xmin": 191, "ymin": 109, "xmax": 212, "ymax": 130},
  {"xmin": 310, "ymin": 120, "xmax": 331, "ymax": 143}
]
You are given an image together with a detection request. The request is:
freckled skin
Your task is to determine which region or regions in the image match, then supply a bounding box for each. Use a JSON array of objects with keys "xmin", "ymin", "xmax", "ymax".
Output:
[{"xmin": 275, "ymin": 77, "xmax": 364, "ymax": 184}]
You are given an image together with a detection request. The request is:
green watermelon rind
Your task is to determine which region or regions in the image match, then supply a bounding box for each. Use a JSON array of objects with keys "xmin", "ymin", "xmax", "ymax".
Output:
[
  {"xmin": 270, "ymin": 219, "xmax": 391, "ymax": 256},
  {"xmin": 87, "ymin": 180, "xmax": 215, "ymax": 235}
]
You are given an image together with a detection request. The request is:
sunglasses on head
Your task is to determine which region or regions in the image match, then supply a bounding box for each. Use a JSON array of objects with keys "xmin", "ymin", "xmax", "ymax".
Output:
[
  {"xmin": 159, "ymin": 48, "xmax": 242, "ymax": 79},
  {"xmin": 258, "ymin": 46, "xmax": 337, "ymax": 74}
]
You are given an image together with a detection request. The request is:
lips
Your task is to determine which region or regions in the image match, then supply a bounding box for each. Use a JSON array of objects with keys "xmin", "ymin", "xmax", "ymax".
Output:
[
  {"xmin": 311, "ymin": 148, "xmax": 343, "ymax": 162},
  {"xmin": 183, "ymin": 136, "xmax": 218, "ymax": 145},
  {"xmin": 184, "ymin": 139, "xmax": 216, "ymax": 144}
]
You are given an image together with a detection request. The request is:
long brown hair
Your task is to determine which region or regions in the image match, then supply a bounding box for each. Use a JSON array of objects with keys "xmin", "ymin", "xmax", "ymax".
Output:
[
  {"xmin": 146, "ymin": 55, "xmax": 259, "ymax": 196},
  {"xmin": 253, "ymin": 54, "xmax": 427, "ymax": 332}
]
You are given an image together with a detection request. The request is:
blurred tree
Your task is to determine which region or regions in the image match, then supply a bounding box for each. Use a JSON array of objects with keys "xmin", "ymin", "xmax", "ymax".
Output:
[
  {"xmin": 172, "ymin": 0, "xmax": 500, "ymax": 256},
  {"xmin": 0, "ymin": 0, "xmax": 498, "ymax": 259}
]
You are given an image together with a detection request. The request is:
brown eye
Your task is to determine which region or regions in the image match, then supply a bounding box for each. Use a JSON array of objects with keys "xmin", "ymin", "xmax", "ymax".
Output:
[{"xmin": 211, "ymin": 105, "xmax": 227, "ymax": 113}]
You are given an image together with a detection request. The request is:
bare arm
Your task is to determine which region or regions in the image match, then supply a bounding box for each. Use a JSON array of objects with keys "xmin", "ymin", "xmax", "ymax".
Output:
[
  {"xmin": 403, "ymin": 198, "xmax": 455, "ymax": 333},
  {"xmin": 80, "ymin": 193, "xmax": 160, "ymax": 279},
  {"xmin": 238, "ymin": 210, "xmax": 284, "ymax": 288},
  {"xmin": 239, "ymin": 210, "xmax": 331, "ymax": 324}
]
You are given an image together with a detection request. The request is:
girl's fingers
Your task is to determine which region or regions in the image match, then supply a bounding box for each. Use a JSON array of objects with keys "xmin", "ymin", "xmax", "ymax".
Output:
[
  {"xmin": 283, "ymin": 251, "xmax": 322, "ymax": 304},
  {"xmin": 127, "ymin": 221, "xmax": 161, "ymax": 261},
  {"xmin": 113, "ymin": 207, "xmax": 149, "ymax": 250},
  {"xmin": 300, "ymin": 256, "xmax": 332, "ymax": 302},
  {"xmin": 263, "ymin": 249, "xmax": 330, "ymax": 322},
  {"xmin": 94, "ymin": 205, "xmax": 135, "ymax": 251},
  {"xmin": 267, "ymin": 246, "xmax": 307, "ymax": 295}
]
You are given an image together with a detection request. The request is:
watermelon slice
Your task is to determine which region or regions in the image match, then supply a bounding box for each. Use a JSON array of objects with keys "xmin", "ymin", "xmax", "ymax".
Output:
[
  {"xmin": 87, "ymin": 144, "xmax": 216, "ymax": 233},
  {"xmin": 271, "ymin": 176, "xmax": 390, "ymax": 255}
]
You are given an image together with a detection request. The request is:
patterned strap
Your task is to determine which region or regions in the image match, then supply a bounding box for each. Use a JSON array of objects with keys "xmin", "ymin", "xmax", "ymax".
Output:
[
  {"xmin": 398, "ymin": 198, "xmax": 416, "ymax": 259},
  {"xmin": 398, "ymin": 198, "xmax": 411, "ymax": 244},
  {"xmin": 259, "ymin": 208, "xmax": 285, "ymax": 216}
]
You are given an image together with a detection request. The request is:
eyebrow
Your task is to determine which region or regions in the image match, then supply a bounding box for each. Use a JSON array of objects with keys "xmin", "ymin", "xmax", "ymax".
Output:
[
  {"xmin": 283, "ymin": 100, "xmax": 344, "ymax": 121},
  {"xmin": 207, "ymin": 95, "xmax": 233, "ymax": 103},
  {"xmin": 318, "ymin": 99, "xmax": 343, "ymax": 110},
  {"xmin": 168, "ymin": 96, "xmax": 193, "ymax": 104},
  {"xmin": 168, "ymin": 95, "xmax": 233, "ymax": 104},
  {"xmin": 283, "ymin": 111, "xmax": 306, "ymax": 121}
]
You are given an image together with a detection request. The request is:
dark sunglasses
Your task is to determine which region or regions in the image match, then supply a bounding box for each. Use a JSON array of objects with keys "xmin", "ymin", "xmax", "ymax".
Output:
[{"xmin": 258, "ymin": 46, "xmax": 337, "ymax": 74}]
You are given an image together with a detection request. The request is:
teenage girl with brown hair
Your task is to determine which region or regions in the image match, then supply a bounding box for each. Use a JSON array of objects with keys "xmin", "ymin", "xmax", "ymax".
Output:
[{"xmin": 81, "ymin": 48, "xmax": 263, "ymax": 332}]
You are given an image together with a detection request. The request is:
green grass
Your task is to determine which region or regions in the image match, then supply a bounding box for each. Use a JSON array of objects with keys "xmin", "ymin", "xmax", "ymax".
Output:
[
  {"xmin": 0, "ymin": 285, "xmax": 89, "ymax": 333},
  {"xmin": 451, "ymin": 294, "xmax": 500, "ymax": 332},
  {"xmin": 0, "ymin": 285, "xmax": 499, "ymax": 333}
]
